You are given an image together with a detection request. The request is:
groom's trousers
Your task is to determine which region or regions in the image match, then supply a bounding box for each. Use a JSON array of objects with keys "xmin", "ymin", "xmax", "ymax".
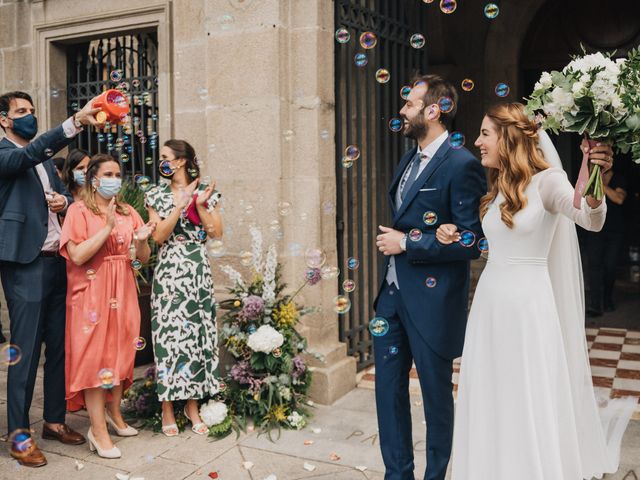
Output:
[{"xmin": 374, "ymin": 284, "xmax": 454, "ymax": 480}]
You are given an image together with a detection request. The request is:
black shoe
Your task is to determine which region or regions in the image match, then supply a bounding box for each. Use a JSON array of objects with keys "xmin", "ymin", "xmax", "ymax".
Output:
[
  {"xmin": 604, "ymin": 300, "xmax": 616, "ymax": 312},
  {"xmin": 586, "ymin": 308, "xmax": 603, "ymax": 317}
]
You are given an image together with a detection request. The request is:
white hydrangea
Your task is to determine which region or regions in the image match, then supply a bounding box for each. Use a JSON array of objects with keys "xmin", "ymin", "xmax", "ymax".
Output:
[
  {"xmin": 247, "ymin": 325, "xmax": 284, "ymax": 353},
  {"xmin": 199, "ymin": 400, "xmax": 228, "ymax": 427},
  {"xmin": 287, "ymin": 411, "xmax": 306, "ymax": 430},
  {"xmin": 535, "ymin": 71, "xmax": 553, "ymax": 91}
]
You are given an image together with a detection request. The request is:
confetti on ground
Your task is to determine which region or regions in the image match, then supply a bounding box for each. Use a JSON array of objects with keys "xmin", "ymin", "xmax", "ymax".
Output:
[
  {"xmin": 329, "ymin": 452, "xmax": 341, "ymax": 461},
  {"xmin": 264, "ymin": 475, "xmax": 277, "ymax": 480},
  {"xmin": 311, "ymin": 427, "xmax": 322, "ymax": 434},
  {"xmin": 208, "ymin": 473, "xmax": 219, "ymax": 479},
  {"xmin": 304, "ymin": 440, "xmax": 314, "ymax": 445},
  {"xmin": 355, "ymin": 465, "xmax": 367, "ymax": 472},
  {"xmin": 307, "ymin": 400, "xmax": 315, "ymax": 406},
  {"xmin": 243, "ymin": 461, "xmax": 254, "ymax": 470},
  {"xmin": 115, "ymin": 474, "xmax": 129, "ymax": 480},
  {"xmin": 303, "ymin": 462, "xmax": 317, "ymax": 472},
  {"xmin": 75, "ymin": 460, "xmax": 84, "ymax": 471}
]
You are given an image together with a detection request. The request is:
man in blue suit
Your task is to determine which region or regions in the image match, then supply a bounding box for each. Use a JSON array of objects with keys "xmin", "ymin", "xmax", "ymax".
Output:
[
  {"xmin": 373, "ymin": 75, "xmax": 486, "ymax": 480},
  {"xmin": 0, "ymin": 91, "xmax": 101, "ymax": 466}
]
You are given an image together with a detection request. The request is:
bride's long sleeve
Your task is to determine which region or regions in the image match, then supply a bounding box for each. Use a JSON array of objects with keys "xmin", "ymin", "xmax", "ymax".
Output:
[{"xmin": 539, "ymin": 167, "xmax": 607, "ymax": 232}]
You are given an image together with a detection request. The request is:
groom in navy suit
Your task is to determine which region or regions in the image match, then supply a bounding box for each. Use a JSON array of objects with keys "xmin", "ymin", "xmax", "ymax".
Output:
[{"xmin": 373, "ymin": 75, "xmax": 486, "ymax": 480}]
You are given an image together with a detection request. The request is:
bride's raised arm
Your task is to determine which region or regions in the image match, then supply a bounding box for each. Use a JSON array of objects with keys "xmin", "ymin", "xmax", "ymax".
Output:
[{"xmin": 538, "ymin": 168, "xmax": 606, "ymax": 232}]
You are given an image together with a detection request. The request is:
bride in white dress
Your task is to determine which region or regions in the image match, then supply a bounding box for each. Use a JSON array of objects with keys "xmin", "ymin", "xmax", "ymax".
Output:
[{"xmin": 437, "ymin": 103, "xmax": 636, "ymax": 479}]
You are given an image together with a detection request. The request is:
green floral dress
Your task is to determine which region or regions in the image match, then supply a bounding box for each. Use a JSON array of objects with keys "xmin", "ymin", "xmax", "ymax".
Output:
[{"xmin": 145, "ymin": 183, "xmax": 220, "ymax": 401}]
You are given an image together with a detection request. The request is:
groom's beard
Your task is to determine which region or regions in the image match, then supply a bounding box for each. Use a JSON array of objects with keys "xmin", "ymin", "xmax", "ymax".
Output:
[{"xmin": 402, "ymin": 115, "xmax": 427, "ymax": 141}]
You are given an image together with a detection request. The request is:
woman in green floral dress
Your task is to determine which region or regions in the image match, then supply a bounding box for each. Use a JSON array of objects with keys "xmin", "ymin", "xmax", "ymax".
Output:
[{"xmin": 145, "ymin": 139, "xmax": 222, "ymax": 436}]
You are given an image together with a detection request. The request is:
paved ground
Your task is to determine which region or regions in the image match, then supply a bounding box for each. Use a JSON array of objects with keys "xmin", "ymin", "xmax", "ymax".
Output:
[{"xmin": 0, "ymin": 362, "xmax": 639, "ymax": 480}]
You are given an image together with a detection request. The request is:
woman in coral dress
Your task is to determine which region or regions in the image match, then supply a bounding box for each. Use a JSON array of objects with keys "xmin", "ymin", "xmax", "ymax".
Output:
[{"xmin": 60, "ymin": 154, "xmax": 154, "ymax": 458}]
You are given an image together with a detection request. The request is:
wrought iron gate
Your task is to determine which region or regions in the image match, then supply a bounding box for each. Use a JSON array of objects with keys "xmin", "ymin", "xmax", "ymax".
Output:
[
  {"xmin": 66, "ymin": 32, "xmax": 160, "ymax": 182},
  {"xmin": 335, "ymin": 0, "xmax": 429, "ymax": 370}
]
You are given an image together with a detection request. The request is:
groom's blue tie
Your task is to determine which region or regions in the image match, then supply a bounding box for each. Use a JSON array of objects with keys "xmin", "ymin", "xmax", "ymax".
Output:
[{"xmin": 400, "ymin": 152, "xmax": 422, "ymax": 203}]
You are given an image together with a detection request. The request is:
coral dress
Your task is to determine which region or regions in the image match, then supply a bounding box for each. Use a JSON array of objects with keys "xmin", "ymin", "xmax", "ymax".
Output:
[{"xmin": 60, "ymin": 201, "xmax": 144, "ymax": 411}]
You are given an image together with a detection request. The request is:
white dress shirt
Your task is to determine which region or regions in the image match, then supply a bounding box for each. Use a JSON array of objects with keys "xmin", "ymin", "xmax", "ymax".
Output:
[
  {"xmin": 6, "ymin": 117, "xmax": 80, "ymax": 252},
  {"xmin": 386, "ymin": 130, "xmax": 449, "ymax": 288}
]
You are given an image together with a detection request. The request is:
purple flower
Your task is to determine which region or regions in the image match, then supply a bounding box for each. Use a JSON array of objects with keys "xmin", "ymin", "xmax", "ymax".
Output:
[
  {"xmin": 144, "ymin": 366, "xmax": 156, "ymax": 380},
  {"xmin": 292, "ymin": 356, "xmax": 306, "ymax": 379},
  {"xmin": 231, "ymin": 360, "xmax": 263, "ymax": 391},
  {"xmin": 305, "ymin": 268, "xmax": 322, "ymax": 286},
  {"xmin": 242, "ymin": 295, "xmax": 265, "ymax": 321}
]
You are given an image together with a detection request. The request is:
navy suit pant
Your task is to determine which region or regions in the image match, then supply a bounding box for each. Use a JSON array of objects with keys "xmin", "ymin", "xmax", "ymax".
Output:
[
  {"xmin": 1, "ymin": 256, "xmax": 67, "ymax": 434},
  {"xmin": 374, "ymin": 284, "xmax": 454, "ymax": 480}
]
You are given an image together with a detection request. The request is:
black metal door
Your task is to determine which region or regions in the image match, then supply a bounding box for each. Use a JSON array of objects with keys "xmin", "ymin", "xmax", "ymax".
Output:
[
  {"xmin": 66, "ymin": 32, "xmax": 159, "ymax": 182},
  {"xmin": 334, "ymin": 0, "xmax": 429, "ymax": 370}
]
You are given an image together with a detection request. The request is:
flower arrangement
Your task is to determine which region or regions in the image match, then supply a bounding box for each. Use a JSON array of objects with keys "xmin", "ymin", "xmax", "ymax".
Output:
[
  {"xmin": 217, "ymin": 226, "xmax": 317, "ymax": 439},
  {"xmin": 524, "ymin": 50, "xmax": 631, "ymax": 200},
  {"xmin": 615, "ymin": 47, "xmax": 640, "ymax": 164}
]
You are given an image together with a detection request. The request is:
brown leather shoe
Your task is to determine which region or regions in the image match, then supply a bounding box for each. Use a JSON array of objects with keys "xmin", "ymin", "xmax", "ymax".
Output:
[
  {"xmin": 42, "ymin": 423, "xmax": 86, "ymax": 445},
  {"xmin": 9, "ymin": 438, "xmax": 47, "ymax": 467}
]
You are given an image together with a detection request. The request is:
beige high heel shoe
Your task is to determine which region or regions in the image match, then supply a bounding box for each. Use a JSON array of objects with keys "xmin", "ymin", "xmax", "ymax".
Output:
[
  {"xmin": 161, "ymin": 411, "xmax": 179, "ymax": 437},
  {"xmin": 87, "ymin": 428, "xmax": 121, "ymax": 459},
  {"xmin": 183, "ymin": 407, "xmax": 208, "ymax": 435},
  {"xmin": 105, "ymin": 411, "xmax": 138, "ymax": 437}
]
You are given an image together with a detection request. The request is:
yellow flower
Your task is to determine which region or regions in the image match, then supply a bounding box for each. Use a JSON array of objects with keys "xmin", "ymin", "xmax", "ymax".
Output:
[
  {"xmin": 272, "ymin": 302, "xmax": 298, "ymax": 328},
  {"xmin": 264, "ymin": 404, "xmax": 288, "ymax": 423},
  {"xmin": 233, "ymin": 300, "xmax": 241, "ymax": 308},
  {"xmin": 144, "ymin": 380, "xmax": 153, "ymax": 388}
]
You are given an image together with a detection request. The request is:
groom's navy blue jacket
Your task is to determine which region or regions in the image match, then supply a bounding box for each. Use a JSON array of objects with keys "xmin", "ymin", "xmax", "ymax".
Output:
[{"xmin": 374, "ymin": 140, "xmax": 486, "ymax": 360}]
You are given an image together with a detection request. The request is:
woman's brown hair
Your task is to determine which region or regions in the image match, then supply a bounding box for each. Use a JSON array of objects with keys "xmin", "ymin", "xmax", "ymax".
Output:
[
  {"xmin": 163, "ymin": 139, "xmax": 199, "ymax": 180},
  {"xmin": 479, "ymin": 102, "xmax": 550, "ymax": 228},
  {"xmin": 81, "ymin": 153, "xmax": 130, "ymax": 216}
]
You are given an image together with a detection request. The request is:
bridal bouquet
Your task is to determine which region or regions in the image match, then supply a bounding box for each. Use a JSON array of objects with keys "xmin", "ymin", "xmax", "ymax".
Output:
[
  {"xmin": 217, "ymin": 227, "xmax": 316, "ymax": 439},
  {"xmin": 524, "ymin": 50, "xmax": 638, "ymax": 201},
  {"xmin": 615, "ymin": 47, "xmax": 640, "ymax": 163}
]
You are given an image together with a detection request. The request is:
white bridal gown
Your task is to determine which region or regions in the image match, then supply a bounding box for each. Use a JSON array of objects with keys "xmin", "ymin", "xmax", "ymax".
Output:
[{"xmin": 451, "ymin": 155, "xmax": 636, "ymax": 479}]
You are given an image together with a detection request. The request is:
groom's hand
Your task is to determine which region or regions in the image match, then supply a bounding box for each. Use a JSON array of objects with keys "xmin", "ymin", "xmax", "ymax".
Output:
[{"xmin": 376, "ymin": 225, "xmax": 404, "ymax": 256}]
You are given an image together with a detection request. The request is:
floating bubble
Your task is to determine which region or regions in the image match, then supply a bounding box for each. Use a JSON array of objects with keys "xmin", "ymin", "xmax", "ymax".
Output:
[
  {"xmin": 342, "ymin": 157, "xmax": 354, "ymax": 169},
  {"xmin": 197, "ymin": 87, "xmax": 209, "ymax": 100},
  {"xmin": 144, "ymin": 156, "xmax": 153, "ymax": 165},
  {"xmin": 9, "ymin": 430, "xmax": 33, "ymax": 457},
  {"xmin": 283, "ymin": 129, "xmax": 294, "ymax": 141},
  {"xmin": 410, "ymin": 33, "xmax": 426, "ymax": 49},
  {"xmin": 389, "ymin": 346, "xmax": 399, "ymax": 355},
  {"xmin": 459, "ymin": 230, "xmax": 476, "ymax": 247},
  {"xmin": 305, "ymin": 248, "xmax": 326, "ymax": 268},
  {"xmin": 477, "ymin": 237, "xmax": 489, "ymax": 253},
  {"xmin": 197, "ymin": 230, "xmax": 207, "ymax": 241},
  {"xmin": 440, "ymin": 0, "xmax": 457, "ymax": 14},
  {"xmin": 244, "ymin": 205, "xmax": 255, "ymax": 215},
  {"xmin": 159, "ymin": 160, "xmax": 174, "ymax": 177},
  {"xmin": 247, "ymin": 324, "xmax": 257, "ymax": 334},
  {"xmin": 423, "ymin": 211, "xmax": 438, "ymax": 226},
  {"xmin": 97, "ymin": 368, "xmax": 115, "ymax": 389},
  {"xmin": 409, "ymin": 228, "xmax": 423, "ymax": 242},
  {"xmin": 175, "ymin": 234, "xmax": 187, "ymax": 243},
  {"xmin": 437, "ymin": 96, "xmax": 454, "ymax": 114},
  {"xmin": 495, "ymin": 82, "xmax": 510, "ymax": 97},
  {"xmin": 423, "ymin": 0, "xmax": 435, "ymax": 3},
  {"xmin": 86, "ymin": 310, "xmax": 100, "ymax": 326},
  {"xmin": 44, "ymin": 148, "xmax": 54, "ymax": 157},
  {"xmin": 354, "ymin": 53, "xmax": 368, "ymax": 67},
  {"xmin": 134, "ymin": 337, "xmax": 146, "ymax": 350},
  {"xmin": 344, "ymin": 145, "xmax": 361, "ymax": 161},
  {"xmin": 321, "ymin": 266, "xmax": 340, "ymax": 280},
  {"xmin": 272, "ymin": 347, "xmax": 282, "ymax": 358},
  {"xmin": 218, "ymin": 381, "xmax": 227, "ymax": 393},
  {"xmin": 120, "ymin": 153, "xmax": 129, "ymax": 163},
  {"xmin": 461, "ymin": 79, "xmax": 475, "ymax": 91},
  {"xmin": 425, "ymin": 276, "xmax": 437, "ymax": 288},
  {"xmin": 388, "ymin": 117, "xmax": 403, "ymax": 133},
  {"xmin": 110, "ymin": 70, "xmax": 123, "ymax": 82},
  {"xmin": 240, "ymin": 251, "xmax": 254, "ymax": 266},
  {"xmin": 320, "ymin": 129, "xmax": 330, "ymax": 140},
  {"xmin": 50, "ymin": 88, "xmax": 60, "ymax": 98},
  {"xmin": 335, "ymin": 28, "xmax": 350, "ymax": 44},
  {"xmin": 333, "ymin": 295, "xmax": 352, "ymax": 314},
  {"xmin": 207, "ymin": 239, "xmax": 225, "ymax": 257},
  {"xmin": 359, "ymin": 32, "xmax": 377, "ymax": 49},
  {"xmin": 131, "ymin": 79, "xmax": 141, "ymax": 88},
  {"xmin": 86, "ymin": 269, "xmax": 96, "ymax": 280},
  {"xmin": 342, "ymin": 279, "xmax": 356, "ymax": 293},
  {"xmin": 400, "ymin": 85, "xmax": 412, "ymax": 100},
  {"xmin": 448, "ymin": 131, "xmax": 465, "ymax": 149},
  {"xmin": 484, "ymin": 3, "xmax": 499, "ymax": 18},
  {"xmin": 375, "ymin": 69, "xmax": 390, "ymax": 84},
  {"xmin": 1, "ymin": 344, "xmax": 22, "ymax": 366},
  {"xmin": 323, "ymin": 201, "xmax": 335, "ymax": 214},
  {"xmin": 136, "ymin": 175, "xmax": 151, "ymax": 191},
  {"xmin": 131, "ymin": 259, "xmax": 142, "ymax": 270},
  {"xmin": 109, "ymin": 298, "xmax": 118, "ymax": 309},
  {"xmin": 368, "ymin": 317, "xmax": 389, "ymax": 337},
  {"xmin": 278, "ymin": 201, "xmax": 292, "ymax": 216},
  {"xmin": 219, "ymin": 14, "xmax": 235, "ymax": 29},
  {"xmin": 347, "ymin": 257, "xmax": 360, "ymax": 270}
]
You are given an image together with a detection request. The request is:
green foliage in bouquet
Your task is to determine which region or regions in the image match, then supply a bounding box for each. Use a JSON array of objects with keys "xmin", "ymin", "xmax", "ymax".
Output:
[
  {"xmin": 615, "ymin": 47, "xmax": 640, "ymax": 164},
  {"xmin": 218, "ymin": 227, "xmax": 316, "ymax": 440}
]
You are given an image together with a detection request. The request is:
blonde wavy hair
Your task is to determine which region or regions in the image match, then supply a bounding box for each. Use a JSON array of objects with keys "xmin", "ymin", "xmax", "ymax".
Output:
[{"xmin": 479, "ymin": 102, "xmax": 550, "ymax": 228}]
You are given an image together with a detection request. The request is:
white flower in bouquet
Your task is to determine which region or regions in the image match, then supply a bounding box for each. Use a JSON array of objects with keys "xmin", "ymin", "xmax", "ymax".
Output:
[
  {"xmin": 534, "ymin": 71, "xmax": 553, "ymax": 91},
  {"xmin": 287, "ymin": 411, "xmax": 306, "ymax": 430},
  {"xmin": 262, "ymin": 244, "xmax": 278, "ymax": 305},
  {"xmin": 278, "ymin": 385, "xmax": 292, "ymax": 401},
  {"xmin": 247, "ymin": 325, "xmax": 284, "ymax": 353},
  {"xmin": 200, "ymin": 400, "xmax": 228, "ymax": 427}
]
